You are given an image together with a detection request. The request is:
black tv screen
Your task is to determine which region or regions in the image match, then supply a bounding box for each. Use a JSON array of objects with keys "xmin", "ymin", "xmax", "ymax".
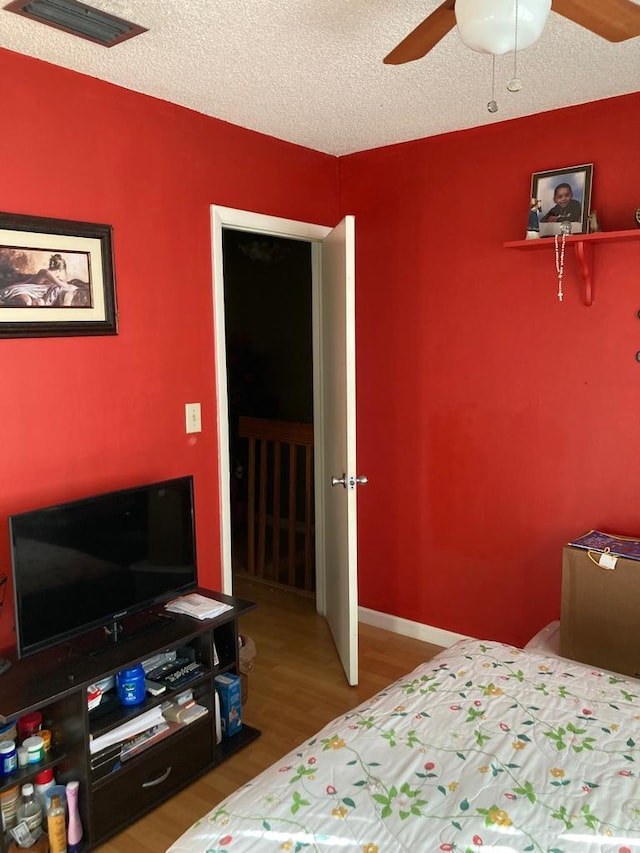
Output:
[{"xmin": 9, "ymin": 476, "xmax": 198, "ymax": 658}]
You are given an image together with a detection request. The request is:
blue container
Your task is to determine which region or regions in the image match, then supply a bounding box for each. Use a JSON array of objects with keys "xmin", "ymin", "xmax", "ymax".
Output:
[
  {"xmin": 0, "ymin": 740, "xmax": 17, "ymax": 776},
  {"xmin": 116, "ymin": 664, "xmax": 146, "ymax": 706}
]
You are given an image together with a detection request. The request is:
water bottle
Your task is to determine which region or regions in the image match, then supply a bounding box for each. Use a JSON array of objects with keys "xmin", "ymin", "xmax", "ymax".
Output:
[{"xmin": 17, "ymin": 783, "xmax": 42, "ymax": 833}]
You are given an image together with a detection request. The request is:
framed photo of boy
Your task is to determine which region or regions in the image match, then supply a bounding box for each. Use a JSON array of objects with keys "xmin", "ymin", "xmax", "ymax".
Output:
[
  {"xmin": 0, "ymin": 212, "xmax": 117, "ymax": 338},
  {"xmin": 531, "ymin": 164, "xmax": 593, "ymax": 237}
]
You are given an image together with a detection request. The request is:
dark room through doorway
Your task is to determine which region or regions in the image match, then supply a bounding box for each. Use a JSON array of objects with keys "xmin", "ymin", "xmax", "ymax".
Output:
[{"xmin": 222, "ymin": 228, "xmax": 316, "ymax": 599}]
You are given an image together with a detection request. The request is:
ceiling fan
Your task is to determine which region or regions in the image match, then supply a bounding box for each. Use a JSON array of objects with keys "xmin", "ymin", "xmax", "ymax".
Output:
[{"xmin": 384, "ymin": 0, "xmax": 640, "ymax": 64}]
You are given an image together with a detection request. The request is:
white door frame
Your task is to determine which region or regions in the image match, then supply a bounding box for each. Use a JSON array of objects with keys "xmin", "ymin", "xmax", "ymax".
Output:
[{"xmin": 210, "ymin": 205, "xmax": 331, "ymax": 614}]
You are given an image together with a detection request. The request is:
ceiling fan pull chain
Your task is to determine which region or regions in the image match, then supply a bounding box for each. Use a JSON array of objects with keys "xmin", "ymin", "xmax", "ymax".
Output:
[
  {"xmin": 507, "ymin": 0, "xmax": 523, "ymax": 92},
  {"xmin": 487, "ymin": 54, "xmax": 498, "ymax": 113}
]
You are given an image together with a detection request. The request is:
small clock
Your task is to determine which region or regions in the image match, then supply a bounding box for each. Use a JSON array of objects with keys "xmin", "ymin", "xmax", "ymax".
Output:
[{"xmin": 636, "ymin": 207, "xmax": 640, "ymax": 227}]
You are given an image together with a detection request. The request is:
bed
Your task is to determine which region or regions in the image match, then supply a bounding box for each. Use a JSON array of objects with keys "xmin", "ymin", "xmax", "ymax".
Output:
[{"xmin": 167, "ymin": 638, "xmax": 640, "ymax": 852}]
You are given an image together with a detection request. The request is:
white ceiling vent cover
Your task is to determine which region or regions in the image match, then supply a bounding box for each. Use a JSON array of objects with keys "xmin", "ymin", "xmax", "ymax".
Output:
[{"xmin": 3, "ymin": 0, "xmax": 147, "ymax": 46}]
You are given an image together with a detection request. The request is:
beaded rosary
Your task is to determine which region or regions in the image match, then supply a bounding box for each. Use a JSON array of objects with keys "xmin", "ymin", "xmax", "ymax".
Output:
[
  {"xmin": 553, "ymin": 221, "xmax": 572, "ymax": 301},
  {"xmin": 554, "ymin": 231, "xmax": 566, "ymax": 301}
]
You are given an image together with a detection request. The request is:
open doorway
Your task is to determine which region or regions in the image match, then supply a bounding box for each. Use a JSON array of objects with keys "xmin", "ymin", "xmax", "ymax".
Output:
[
  {"xmin": 222, "ymin": 228, "xmax": 316, "ymax": 598},
  {"xmin": 211, "ymin": 206, "xmax": 359, "ymax": 685}
]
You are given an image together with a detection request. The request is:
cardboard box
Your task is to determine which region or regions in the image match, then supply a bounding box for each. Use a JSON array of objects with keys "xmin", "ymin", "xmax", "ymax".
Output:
[
  {"xmin": 214, "ymin": 673, "xmax": 242, "ymax": 738},
  {"xmin": 560, "ymin": 544, "xmax": 640, "ymax": 678}
]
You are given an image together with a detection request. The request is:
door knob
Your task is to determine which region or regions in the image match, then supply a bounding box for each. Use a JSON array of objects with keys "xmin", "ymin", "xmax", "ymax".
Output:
[{"xmin": 331, "ymin": 474, "xmax": 369, "ymax": 490}]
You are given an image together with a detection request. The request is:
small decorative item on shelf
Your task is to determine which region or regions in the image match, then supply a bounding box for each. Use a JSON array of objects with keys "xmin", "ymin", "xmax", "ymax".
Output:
[
  {"xmin": 588, "ymin": 210, "xmax": 601, "ymax": 233},
  {"xmin": 526, "ymin": 198, "xmax": 541, "ymax": 239},
  {"xmin": 635, "ymin": 207, "xmax": 640, "ymax": 227}
]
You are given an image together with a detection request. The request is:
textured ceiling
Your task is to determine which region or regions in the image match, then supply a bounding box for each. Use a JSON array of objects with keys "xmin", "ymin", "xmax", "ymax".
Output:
[{"xmin": 0, "ymin": 0, "xmax": 639, "ymax": 156}]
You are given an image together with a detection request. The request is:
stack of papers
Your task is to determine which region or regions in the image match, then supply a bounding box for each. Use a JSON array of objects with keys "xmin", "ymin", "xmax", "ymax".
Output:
[
  {"xmin": 165, "ymin": 593, "xmax": 232, "ymax": 620},
  {"xmin": 90, "ymin": 706, "xmax": 165, "ymax": 754}
]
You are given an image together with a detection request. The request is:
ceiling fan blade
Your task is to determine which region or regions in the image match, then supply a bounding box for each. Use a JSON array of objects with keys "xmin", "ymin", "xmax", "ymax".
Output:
[
  {"xmin": 552, "ymin": 0, "xmax": 640, "ymax": 42},
  {"xmin": 384, "ymin": 1, "xmax": 456, "ymax": 65}
]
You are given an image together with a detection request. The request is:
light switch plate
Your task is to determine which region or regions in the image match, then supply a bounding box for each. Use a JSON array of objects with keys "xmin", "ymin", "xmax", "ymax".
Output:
[{"xmin": 185, "ymin": 403, "xmax": 202, "ymax": 433}]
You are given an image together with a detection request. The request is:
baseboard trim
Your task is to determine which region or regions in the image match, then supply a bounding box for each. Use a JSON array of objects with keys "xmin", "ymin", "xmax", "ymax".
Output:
[{"xmin": 358, "ymin": 606, "xmax": 468, "ymax": 649}]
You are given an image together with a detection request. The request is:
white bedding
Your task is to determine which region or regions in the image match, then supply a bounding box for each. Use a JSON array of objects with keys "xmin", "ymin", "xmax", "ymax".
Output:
[{"xmin": 168, "ymin": 638, "xmax": 640, "ymax": 852}]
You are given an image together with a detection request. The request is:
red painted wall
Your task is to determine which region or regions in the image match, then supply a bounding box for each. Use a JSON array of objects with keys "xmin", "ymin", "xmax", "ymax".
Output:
[
  {"xmin": 0, "ymin": 48, "xmax": 338, "ymax": 652},
  {"xmin": 342, "ymin": 93, "xmax": 640, "ymax": 646},
  {"xmin": 2, "ymin": 44, "xmax": 639, "ymax": 656}
]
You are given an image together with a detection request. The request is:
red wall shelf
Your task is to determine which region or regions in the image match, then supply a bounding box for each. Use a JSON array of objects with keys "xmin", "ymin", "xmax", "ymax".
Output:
[{"xmin": 503, "ymin": 229, "xmax": 640, "ymax": 306}]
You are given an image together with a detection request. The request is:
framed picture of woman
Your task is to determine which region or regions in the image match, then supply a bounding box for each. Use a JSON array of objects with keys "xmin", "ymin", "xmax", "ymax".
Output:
[{"xmin": 0, "ymin": 212, "xmax": 117, "ymax": 338}]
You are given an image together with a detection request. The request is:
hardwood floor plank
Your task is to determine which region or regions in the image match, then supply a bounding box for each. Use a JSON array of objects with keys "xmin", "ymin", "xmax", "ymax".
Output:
[{"xmin": 94, "ymin": 578, "xmax": 443, "ymax": 851}]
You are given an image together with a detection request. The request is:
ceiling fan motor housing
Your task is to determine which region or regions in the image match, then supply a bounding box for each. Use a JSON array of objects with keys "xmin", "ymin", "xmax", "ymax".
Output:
[{"xmin": 455, "ymin": 0, "xmax": 552, "ymax": 54}]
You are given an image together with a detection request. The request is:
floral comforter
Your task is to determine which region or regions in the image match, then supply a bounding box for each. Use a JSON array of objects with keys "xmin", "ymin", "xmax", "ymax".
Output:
[{"xmin": 167, "ymin": 639, "xmax": 640, "ymax": 853}]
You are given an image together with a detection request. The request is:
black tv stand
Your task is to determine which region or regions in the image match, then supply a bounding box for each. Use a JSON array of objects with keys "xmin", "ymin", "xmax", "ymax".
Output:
[{"xmin": 0, "ymin": 589, "xmax": 260, "ymax": 853}]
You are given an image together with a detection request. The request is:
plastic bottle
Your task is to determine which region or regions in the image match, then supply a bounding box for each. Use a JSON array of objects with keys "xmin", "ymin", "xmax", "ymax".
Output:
[
  {"xmin": 34, "ymin": 767, "xmax": 55, "ymax": 812},
  {"xmin": 17, "ymin": 783, "xmax": 42, "ymax": 833},
  {"xmin": 47, "ymin": 794, "xmax": 67, "ymax": 853},
  {"xmin": 66, "ymin": 780, "xmax": 83, "ymax": 853}
]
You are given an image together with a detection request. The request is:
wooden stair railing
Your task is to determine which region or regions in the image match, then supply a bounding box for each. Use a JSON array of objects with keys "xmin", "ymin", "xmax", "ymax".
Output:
[{"xmin": 237, "ymin": 416, "xmax": 314, "ymax": 592}]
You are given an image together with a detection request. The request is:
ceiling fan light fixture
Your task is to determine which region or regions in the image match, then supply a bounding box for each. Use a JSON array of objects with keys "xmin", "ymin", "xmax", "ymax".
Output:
[{"xmin": 455, "ymin": 0, "xmax": 551, "ymax": 55}]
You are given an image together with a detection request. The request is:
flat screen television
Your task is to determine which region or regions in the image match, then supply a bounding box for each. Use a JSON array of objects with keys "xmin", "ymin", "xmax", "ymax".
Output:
[{"xmin": 9, "ymin": 475, "xmax": 198, "ymax": 658}]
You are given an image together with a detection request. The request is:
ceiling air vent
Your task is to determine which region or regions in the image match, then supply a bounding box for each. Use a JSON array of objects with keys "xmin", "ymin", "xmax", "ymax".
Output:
[{"xmin": 3, "ymin": 0, "xmax": 147, "ymax": 47}]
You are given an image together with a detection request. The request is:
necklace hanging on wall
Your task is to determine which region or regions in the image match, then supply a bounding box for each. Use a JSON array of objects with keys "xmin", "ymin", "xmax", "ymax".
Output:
[
  {"xmin": 554, "ymin": 233, "xmax": 565, "ymax": 301},
  {"xmin": 553, "ymin": 222, "xmax": 571, "ymax": 302}
]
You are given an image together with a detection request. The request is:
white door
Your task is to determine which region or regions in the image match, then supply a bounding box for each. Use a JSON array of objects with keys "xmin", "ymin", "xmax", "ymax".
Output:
[
  {"xmin": 210, "ymin": 206, "xmax": 360, "ymax": 685},
  {"xmin": 315, "ymin": 216, "xmax": 359, "ymax": 685}
]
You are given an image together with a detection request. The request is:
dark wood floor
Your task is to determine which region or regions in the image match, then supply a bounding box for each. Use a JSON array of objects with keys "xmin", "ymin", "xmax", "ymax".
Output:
[{"xmin": 95, "ymin": 577, "xmax": 444, "ymax": 852}]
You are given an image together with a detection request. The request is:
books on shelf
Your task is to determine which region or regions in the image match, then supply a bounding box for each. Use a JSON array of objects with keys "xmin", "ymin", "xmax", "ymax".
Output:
[
  {"xmin": 568, "ymin": 529, "xmax": 640, "ymax": 562},
  {"xmin": 165, "ymin": 593, "xmax": 233, "ymax": 620}
]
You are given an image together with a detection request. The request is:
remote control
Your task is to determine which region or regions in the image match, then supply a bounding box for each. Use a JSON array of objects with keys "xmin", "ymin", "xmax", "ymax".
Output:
[
  {"xmin": 146, "ymin": 656, "xmax": 190, "ymax": 681},
  {"xmin": 163, "ymin": 661, "xmax": 204, "ymax": 686}
]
